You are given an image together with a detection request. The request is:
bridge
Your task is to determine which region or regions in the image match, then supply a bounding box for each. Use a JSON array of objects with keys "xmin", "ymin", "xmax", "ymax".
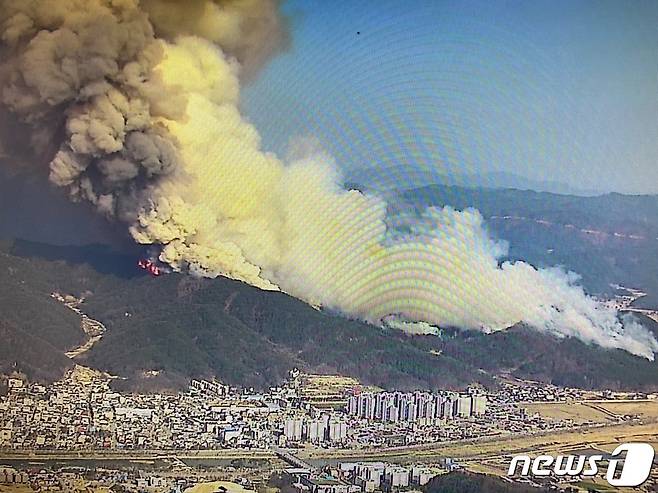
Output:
[{"xmin": 271, "ymin": 446, "xmax": 317, "ymax": 472}]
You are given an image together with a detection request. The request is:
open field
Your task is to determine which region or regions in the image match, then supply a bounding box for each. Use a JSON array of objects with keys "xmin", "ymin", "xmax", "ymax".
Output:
[
  {"xmin": 401, "ymin": 420, "xmax": 658, "ymax": 492},
  {"xmin": 520, "ymin": 400, "xmax": 658, "ymax": 424},
  {"xmin": 455, "ymin": 421, "xmax": 658, "ymax": 490},
  {"xmin": 298, "ymin": 374, "xmax": 361, "ymax": 395},
  {"xmin": 522, "ymin": 402, "xmax": 613, "ymax": 424},
  {"xmin": 521, "ymin": 400, "xmax": 658, "ymax": 425},
  {"xmin": 596, "ymin": 400, "xmax": 658, "ymax": 419},
  {"xmin": 297, "ymin": 374, "xmax": 363, "ymax": 409},
  {"xmin": 456, "ymin": 421, "xmax": 658, "ymax": 476},
  {"xmin": 448, "ymin": 420, "xmax": 657, "ymax": 459}
]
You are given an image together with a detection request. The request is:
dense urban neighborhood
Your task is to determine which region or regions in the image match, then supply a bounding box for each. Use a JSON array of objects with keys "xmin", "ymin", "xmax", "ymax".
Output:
[
  {"xmin": 1, "ymin": 365, "xmax": 657, "ymax": 491},
  {"xmin": 2, "ymin": 366, "xmax": 626, "ymax": 453}
]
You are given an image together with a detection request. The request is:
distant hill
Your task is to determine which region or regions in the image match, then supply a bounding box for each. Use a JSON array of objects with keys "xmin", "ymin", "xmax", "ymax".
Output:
[
  {"xmin": 347, "ymin": 165, "xmax": 602, "ymax": 196},
  {"xmin": 1, "ymin": 239, "xmax": 657, "ymax": 392},
  {"xmin": 393, "ymin": 184, "xmax": 658, "ymax": 299}
]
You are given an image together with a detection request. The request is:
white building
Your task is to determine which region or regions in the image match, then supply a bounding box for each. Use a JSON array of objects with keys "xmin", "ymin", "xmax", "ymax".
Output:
[
  {"xmin": 471, "ymin": 395, "xmax": 487, "ymax": 416},
  {"xmin": 454, "ymin": 396, "xmax": 472, "ymax": 418},
  {"xmin": 285, "ymin": 418, "xmax": 304, "ymax": 442},
  {"xmin": 307, "ymin": 419, "xmax": 327, "ymax": 444},
  {"xmin": 328, "ymin": 419, "xmax": 348, "ymax": 444},
  {"xmin": 384, "ymin": 467, "xmax": 409, "ymax": 489},
  {"xmin": 411, "ymin": 466, "xmax": 435, "ymax": 486}
]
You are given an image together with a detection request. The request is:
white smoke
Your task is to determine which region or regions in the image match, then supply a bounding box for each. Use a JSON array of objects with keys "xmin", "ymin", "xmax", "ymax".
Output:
[{"xmin": 1, "ymin": 0, "xmax": 656, "ymax": 360}]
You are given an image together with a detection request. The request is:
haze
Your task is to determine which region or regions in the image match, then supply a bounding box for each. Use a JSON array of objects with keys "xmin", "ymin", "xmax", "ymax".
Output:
[{"xmin": 244, "ymin": 0, "xmax": 658, "ymax": 195}]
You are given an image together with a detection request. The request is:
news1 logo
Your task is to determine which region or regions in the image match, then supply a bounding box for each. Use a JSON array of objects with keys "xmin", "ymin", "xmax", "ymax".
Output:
[{"xmin": 508, "ymin": 443, "xmax": 655, "ymax": 487}]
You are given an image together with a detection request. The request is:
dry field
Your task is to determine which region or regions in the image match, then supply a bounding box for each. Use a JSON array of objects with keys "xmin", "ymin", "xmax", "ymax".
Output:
[
  {"xmin": 595, "ymin": 400, "xmax": 658, "ymax": 420},
  {"xmin": 298, "ymin": 374, "xmax": 361, "ymax": 396},
  {"xmin": 297, "ymin": 374, "xmax": 367, "ymax": 409},
  {"xmin": 456, "ymin": 421, "xmax": 658, "ymax": 472},
  {"xmin": 522, "ymin": 399, "xmax": 658, "ymax": 425},
  {"xmin": 522, "ymin": 402, "xmax": 612, "ymax": 424},
  {"xmin": 419, "ymin": 419, "xmax": 658, "ymax": 492},
  {"xmin": 412, "ymin": 421, "xmax": 656, "ymax": 461}
]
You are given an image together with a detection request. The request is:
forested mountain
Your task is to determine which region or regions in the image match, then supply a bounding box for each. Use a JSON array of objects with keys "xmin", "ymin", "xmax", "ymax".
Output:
[
  {"xmin": 395, "ymin": 185, "xmax": 658, "ymax": 298},
  {"xmin": 1, "ymin": 238, "xmax": 657, "ymax": 392}
]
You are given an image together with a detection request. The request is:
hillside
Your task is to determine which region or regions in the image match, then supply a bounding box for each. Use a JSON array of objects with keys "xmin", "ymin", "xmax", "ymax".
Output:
[
  {"xmin": 441, "ymin": 322, "xmax": 658, "ymax": 390},
  {"xmin": 1, "ymin": 239, "xmax": 657, "ymax": 392},
  {"xmin": 392, "ymin": 185, "xmax": 658, "ymax": 298},
  {"xmin": 0, "ymin": 320, "xmax": 75, "ymax": 382},
  {"xmin": 0, "ymin": 239, "xmax": 491, "ymax": 390},
  {"xmin": 0, "ymin": 240, "xmax": 86, "ymax": 381}
]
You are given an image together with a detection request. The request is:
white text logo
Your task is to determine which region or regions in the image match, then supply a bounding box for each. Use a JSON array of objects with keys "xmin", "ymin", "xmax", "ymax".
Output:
[{"xmin": 508, "ymin": 443, "xmax": 655, "ymax": 487}]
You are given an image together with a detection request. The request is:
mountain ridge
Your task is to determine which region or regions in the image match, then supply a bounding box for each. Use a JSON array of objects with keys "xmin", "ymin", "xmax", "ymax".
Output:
[{"xmin": 1, "ymin": 238, "xmax": 657, "ymax": 392}]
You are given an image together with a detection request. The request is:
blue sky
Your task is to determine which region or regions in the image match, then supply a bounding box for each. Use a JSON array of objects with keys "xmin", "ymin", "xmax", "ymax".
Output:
[{"xmin": 242, "ymin": 0, "xmax": 658, "ymax": 195}]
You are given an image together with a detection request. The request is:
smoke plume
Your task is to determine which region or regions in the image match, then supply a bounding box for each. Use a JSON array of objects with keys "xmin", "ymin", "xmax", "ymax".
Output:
[{"xmin": 1, "ymin": 0, "xmax": 656, "ymax": 360}]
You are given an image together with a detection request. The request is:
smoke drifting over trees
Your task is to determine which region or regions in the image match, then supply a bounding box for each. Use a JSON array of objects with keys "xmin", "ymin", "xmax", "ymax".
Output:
[{"xmin": 1, "ymin": 0, "xmax": 656, "ymax": 359}]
